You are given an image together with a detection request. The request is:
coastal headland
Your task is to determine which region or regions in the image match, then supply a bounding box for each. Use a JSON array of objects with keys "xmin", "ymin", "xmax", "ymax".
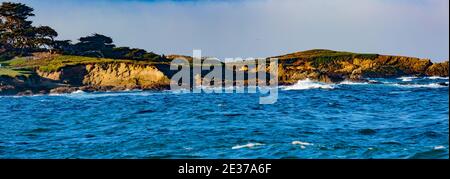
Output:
[{"xmin": 1, "ymin": 49, "xmax": 448, "ymax": 95}]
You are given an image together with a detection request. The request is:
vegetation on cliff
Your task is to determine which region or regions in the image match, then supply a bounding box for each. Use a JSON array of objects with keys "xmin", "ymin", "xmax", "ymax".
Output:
[
  {"xmin": 0, "ymin": 2, "xmax": 58, "ymax": 59},
  {"xmin": 0, "ymin": 2, "xmax": 449, "ymax": 95},
  {"xmin": 1, "ymin": 54, "xmax": 169, "ymax": 72},
  {"xmin": 270, "ymin": 49, "xmax": 447, "ymax": 84},
  {"xmin": 273, "ymin": 49, "xmax": 379, "ymax": 67},
  {"xmin": 0, "ymin": 2, "xmax": 168, "ymax": 62}
]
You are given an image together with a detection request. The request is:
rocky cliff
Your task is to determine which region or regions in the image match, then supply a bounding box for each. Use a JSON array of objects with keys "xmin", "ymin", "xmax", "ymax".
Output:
[
  {"xmin": 1, "ymin": 49, "xmax": 449, "ymax": 95},
  {"xmin": 273, "ymin": 50, "xmax": 448, "ymax": 84},
  {"xmin": 37, "ymin": 63, "xmax": 170, "ymax": 90},
  {"xmin": 1, "ymin": 62, "xmax": 171, "ymax": 95}
]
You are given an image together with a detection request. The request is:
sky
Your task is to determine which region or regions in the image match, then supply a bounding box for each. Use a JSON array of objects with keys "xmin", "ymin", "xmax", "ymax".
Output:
[{"xmin": 6, "ymin": 0, "xmax": 450, "ymax": 61}]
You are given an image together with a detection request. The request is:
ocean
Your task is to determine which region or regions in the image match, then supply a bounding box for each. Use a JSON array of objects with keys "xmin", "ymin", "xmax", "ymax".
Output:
[{"xmin": 0, "ymin": 77, "xmax": 448, "ymax": 159}]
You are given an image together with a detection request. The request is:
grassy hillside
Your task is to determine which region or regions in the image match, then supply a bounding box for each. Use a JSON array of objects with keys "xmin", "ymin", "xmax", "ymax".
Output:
[
  {"xmin": 0, "ymin": 68, "xmax": 32, "ymax": 77},
  {"xmin": 0, "ymin": 55, "xmax": 168, "ymax": 76},
  {"xmin": 272, "ymin": 49, "xmax": 379, "ymax": 67}
]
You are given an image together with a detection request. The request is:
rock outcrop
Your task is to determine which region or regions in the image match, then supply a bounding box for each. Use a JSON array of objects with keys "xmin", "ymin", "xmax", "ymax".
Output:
[
  {"xmin": 0, "ymin": 74, "xmax": 60, "ymax": 95},
  {"xmin": 425, "ymin": 61, "xmax": 449, "ymax": 77},
  {"xmin": 2, "ymin": 62, "xmax": 171, "ymax": 95},
  {"xmin": 1, "ymin": 49, "xmax": 449, "ymax": 95},
  {"xmin": 272, "ymin": 50, "xmax": 448, "ymax": 84},
  {"xmin": 38, "ymin": 63, "xmax": 171, "ymax": 89}
]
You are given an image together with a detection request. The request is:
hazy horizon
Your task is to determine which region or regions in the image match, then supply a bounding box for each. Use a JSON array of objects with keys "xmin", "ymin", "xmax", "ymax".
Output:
[{"xmin": 8, "ymin": 0, "xmax": 450, "ymax": 62}]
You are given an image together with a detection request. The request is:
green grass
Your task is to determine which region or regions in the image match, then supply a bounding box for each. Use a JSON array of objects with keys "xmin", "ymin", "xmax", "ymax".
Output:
[
  {"xmin": 0, "ymin": 67, "xmax": 32, "ymax": 78},
  {"xmin": 273, "ymin": 49, "xmax": 379, "ymax": 67},
  {"xmin": 1, "ymin": 55, "xmax": 167, "ymax": 72}
]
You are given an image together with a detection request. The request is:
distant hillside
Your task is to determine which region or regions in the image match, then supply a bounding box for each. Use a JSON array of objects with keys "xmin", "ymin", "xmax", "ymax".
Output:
[{"xmin": 0, "ymin": 49, "xmax": 448, "ymax": 95}]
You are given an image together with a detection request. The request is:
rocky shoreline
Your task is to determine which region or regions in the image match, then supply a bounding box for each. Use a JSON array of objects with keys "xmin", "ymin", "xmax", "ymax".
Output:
[{"xmin": 1, "ymin": 50, "xmax": 449, "ymax": 96}]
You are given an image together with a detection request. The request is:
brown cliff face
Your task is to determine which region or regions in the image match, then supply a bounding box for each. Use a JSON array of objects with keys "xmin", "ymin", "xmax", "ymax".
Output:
[
  {"xmin": 83, "ymin": 63, "xmax": 170, "ymax": 89},
  {"xmin": 425, "ymin": 61, "xmax": 449, "ymax": 77},
  {"xmin": 0, "ymin": 74, "xmax": 60, "ymax": 95},
  {"xmin": 1, "ymin": 50, "xmax": 448, "ymax": 95},
  {"xmin": 273, "ymin": 50, "xmax": 446, "ymax": 84},
  {"xmin": 38, "ymin": 63, "xmax": 171, "ymax": 90}
]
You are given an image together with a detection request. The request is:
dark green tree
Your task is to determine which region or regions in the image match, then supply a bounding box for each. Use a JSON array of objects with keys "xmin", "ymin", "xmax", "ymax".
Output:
[
  {"xmin": 74, "ymin": 33, "xmax": 115, "ymax": 57},
  {"xmin": 0, "ymin": 2, "xmax": 35, "ymax": 53},
  {"xmin": 34, "ymin": 25, "xmax": 58, "ymax": 50},
  {"xmin": 52, "ymin": 40, "xmax": 73, "ymax": 54}
]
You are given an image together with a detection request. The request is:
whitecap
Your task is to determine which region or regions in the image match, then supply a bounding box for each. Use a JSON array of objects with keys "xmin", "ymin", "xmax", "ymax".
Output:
[
  {"xmin": 292, "ymin": 141, "xmax": 313, "ymax": 149},
  {"xmin": 391, "ymin": 83, "xmax": 446, "ymax": 88},
  {"xmin": 426, "ymin": 76, "xmax": 449, "ymax": 80},
  {"xmin": 292, "ymin": 141, "xmax": 313, "ymax": 146},
  {"xmin": 388, "ymin": 91, "xmax": 412, "ymax": 94},
  {"xmin": 71, "ymin": 90, "xmax": 86, "ymax": 94},
  {"xmin": 397, "ymin": 76, "xmax": 417, "ymax": 82},
  {"xmin": 339, "ymin": 80, "xmax": 369, "ymax": 85},
  {"xmin": 283, "ymin": 79, "xmax": 335, "ymax": 90},
  {"xmin": 52, "ymin": 91, "xmax": 154, "ymax": 99},
  {"xmin": 231, "ymin": 143, "xmax": 264, "ymax": 149},
  {"xmin": 434, "ymin": 146, "xmax": 446, "ymax": 150}
]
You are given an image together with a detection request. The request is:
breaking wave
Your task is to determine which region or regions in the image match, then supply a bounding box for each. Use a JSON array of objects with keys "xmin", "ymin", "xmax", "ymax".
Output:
[
  {"xmin": 50, "ymin": 91, "xmax": 154, "ymax": 99},
  {"xmin": 232, "ymin": 143, "xmax": 264, "ymax": 149},
  {"xmin": 390, "ymin": 83, "xmax": 447, "ymax": 88},
  {"xmin": 283, "ymin": 79, "xmax": 335, "ymax": 90},
  {"xmin": 397, "ymin": 76, "xmax": 417, "ymax": 82},
  {"xmin": 338, "ymin": 80, "xmax": 369, "ymax": 85},
  {"xmin": 426, "ymin": 76, "xmax": 449, "ymax": 80}
]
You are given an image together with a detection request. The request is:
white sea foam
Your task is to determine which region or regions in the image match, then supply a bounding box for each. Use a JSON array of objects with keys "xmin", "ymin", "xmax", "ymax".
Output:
[
  {"xmin": 283, "ymin": 79, "xmax": 335, "ymax": 90},
  {"xmin": 397, "ymin": 76, "xmax": 417, "ymax": 81},
  {"xmin": 339, "ymin": 80, "xmax": 369, "ymax": 85},
  {"xmin": 51, "ymin": 91, "xmax": 154, "ymax": 99},
  {"xmin": 434, "ymin": 146, "xmax": 446, "ymax": 150},
  {"xmin": 397, "ymin": 76, "xmax": 417, "ymax": 82},
  {"xmin": 388, "ymin": 91, "xmax": 412, "ymax": 94},
  {"xmin": 292, "ymin": 141, "xmax": 313, "ymax": 146},
  {"xmin": 292, "ymin": 141, "xmax": 313, "ymax": 149},
  {"xmin": 72, "ymin": 90, "xmax": 86, "ymax": 94},
  {"xmin": 1, "ymin": 94, "xmax": 44, "ymax": 98},
  {"xmin": 232, "ymin": 143, "xmax": 264, "ymax": 149},
  {"xmin": 390, "ymin": 83, "xmax": 447, "ymax": 88},
  {"xmin": 426, "ymin": 76, "xmax": 449, "ymax": 80}
]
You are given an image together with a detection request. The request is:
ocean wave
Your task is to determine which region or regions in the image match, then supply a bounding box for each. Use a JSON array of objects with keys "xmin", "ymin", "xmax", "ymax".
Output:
[
  {"xmin": 434, "ymin": 146, "xmax": 446, "ymax": 150},
  {"xmin": 388, "ymin": 91, "xmax": 412, "ymax": 94},
  {"xmin": 397, "ymin": 76, "xmax": 417, "ymax": 82},
  {"xmin": 338, "ymin": 80, "xmax": 369, "ymax": 85},
  {"xmin": 292, "ymin": 141, "xmax": 313, "ymax": 149},
  {"xmin": 1, "ymin": 94, "xmax": 45, "ymax": 98},
  {"xmin": 426, "ymin": 76, "xmax": 449, "ymax": 80},
  {"xmin": 390, "ymin": 83, "xmax": 447, "ymax": 88},
  {"xmin": 51, "ymin": 91, "xmax": 154, "ymax": 99},
  {"xmin": 283, "ymin": 79, "xmax": 335, "ymax": 90},
  {"xmin": 72, "ymin": 90, "xmax": 86, "ymax": 94},
  {"xmin": 292, "ymin": 141, "xmax": 313, "ymax": 146},
  {"xmin": 231, "ymin": 143, "xmax": 264, "ymax": 149}
]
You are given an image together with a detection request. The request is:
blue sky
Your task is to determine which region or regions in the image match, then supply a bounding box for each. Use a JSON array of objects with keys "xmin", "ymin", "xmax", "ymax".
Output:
[{"xmin": 7, "ymin": 0, "xmax": 450, "ymax": 61}]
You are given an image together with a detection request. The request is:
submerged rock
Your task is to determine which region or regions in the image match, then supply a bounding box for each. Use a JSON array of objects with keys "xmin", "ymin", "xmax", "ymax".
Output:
[
  {"xmin": 49, "ymin": 87, "xmax": 80, "ymax": 94},
  {"xmin": 437, "ymin": 82, "xmax": 449, "ymax": 86},
  {"xmin": 358, "ymin": 129, "xmax": 377, "ymax": 135}
]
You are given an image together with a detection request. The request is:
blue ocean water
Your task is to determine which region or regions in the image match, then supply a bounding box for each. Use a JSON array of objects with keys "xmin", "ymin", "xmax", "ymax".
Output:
[{"xmin": 0, "ymin": 77, "xmax": 448, "ymax": 159}]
